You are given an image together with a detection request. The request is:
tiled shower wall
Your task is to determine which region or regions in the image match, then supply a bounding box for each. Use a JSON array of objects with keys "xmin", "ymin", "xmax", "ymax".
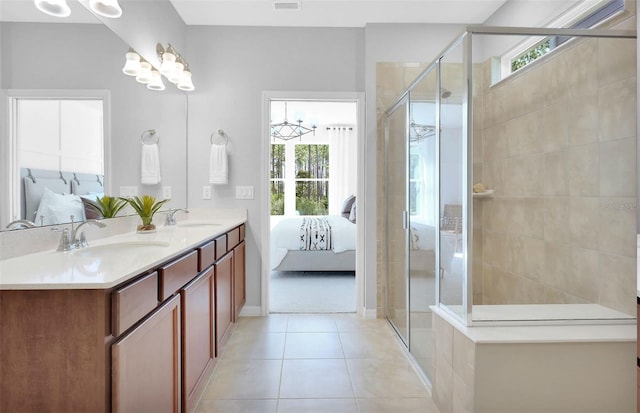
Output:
[{"xmin": 475, "ymin": 16, "xmax": 637, "ymax": 315}]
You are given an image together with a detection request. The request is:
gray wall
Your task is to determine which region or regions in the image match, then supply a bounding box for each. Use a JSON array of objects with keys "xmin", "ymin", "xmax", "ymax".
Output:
[
  {"xmin": 185, "ymin": 26, "xmax": 365, "ymax": 309},
  {"xmin": 0, "ymin": 22, "xmax": 188, "ymax": 218}
]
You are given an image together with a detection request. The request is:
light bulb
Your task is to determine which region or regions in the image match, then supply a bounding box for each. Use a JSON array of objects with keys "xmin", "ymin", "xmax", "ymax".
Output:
[
  {"xmin": 177, "ymin": 70, "xmax": 195, "ymax": 92},
  {"xmin": 147, "ymin": 70, "xmax": 166, "ymax": 91},
  {"xmin": 34, "ymin": 0, "xmax": 71, "ymax": 17},
  {"xmin": 135, "ymin": 62, "xmax": 152, "ymax": 84},
  {"xmin": 122, "ymin": 51, "xmax": 141, "ymax": 76},
  {"xmin": 159, "ymin": 52, "xmax": 177, "ymax": 77},
  {"xmin": 168, "ymin": 62, "xmax": 184, "ymax": 84},
  {"xmin": 89, "ymin": 0, "xmax": 122, "ymax": 18}
]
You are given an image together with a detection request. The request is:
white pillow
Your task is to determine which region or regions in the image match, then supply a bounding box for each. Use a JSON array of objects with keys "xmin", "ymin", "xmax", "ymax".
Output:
[{"xmin": 35, "ymin": 188, "xmax": 85, "ymax": 225}]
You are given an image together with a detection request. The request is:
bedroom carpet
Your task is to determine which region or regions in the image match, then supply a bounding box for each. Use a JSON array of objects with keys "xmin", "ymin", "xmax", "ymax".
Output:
[{"xmin": 270, "ymin": 271, "xmax": 356, "ymax": 313}]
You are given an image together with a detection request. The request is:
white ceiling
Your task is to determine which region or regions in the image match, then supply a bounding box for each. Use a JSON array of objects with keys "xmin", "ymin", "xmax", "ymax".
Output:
[
  {"xmin": 0, "ymin": 0, "xmax": 590, "ymax": 28},
  {"xmin": 169, "ymin": 0, "xmax": 508, "ymax": 27},
  {"xmin": 1, "ymin": 0, "xmax": 509, "ymax": 26}
]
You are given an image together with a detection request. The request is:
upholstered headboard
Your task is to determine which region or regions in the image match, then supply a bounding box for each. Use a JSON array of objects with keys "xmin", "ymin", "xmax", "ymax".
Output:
[{"xmin": 20, "ymin": 168, "xmax": 104, "ymax": 222}]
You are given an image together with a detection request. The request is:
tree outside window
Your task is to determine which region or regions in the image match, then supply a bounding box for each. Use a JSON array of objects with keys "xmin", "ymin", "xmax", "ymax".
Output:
[
  {"xmin": 295, "ymin": 144, "xmax": 329, "ymax": 215},
  {"xmin": 270, "ymin": 144, "xmax": 285, "ymax": 215}
]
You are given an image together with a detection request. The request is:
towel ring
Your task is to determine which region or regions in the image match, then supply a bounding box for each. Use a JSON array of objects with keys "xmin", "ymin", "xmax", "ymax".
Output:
[
  {"xmin": 211, "ymin": 129, "xmax": 229, "ymax": 145},
  {"xmin": 141, "ymin": 129, "xmax": 159, "ymax": 145}
]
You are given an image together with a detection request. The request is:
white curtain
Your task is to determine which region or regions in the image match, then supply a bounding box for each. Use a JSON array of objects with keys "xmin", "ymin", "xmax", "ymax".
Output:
[
  {"xmin": 328, "ymin": 126, "xmax": 357, "ymax": 215},
  {"xmin": 415, "ymin": 137, "xmax": 436, "ymax": 226}
]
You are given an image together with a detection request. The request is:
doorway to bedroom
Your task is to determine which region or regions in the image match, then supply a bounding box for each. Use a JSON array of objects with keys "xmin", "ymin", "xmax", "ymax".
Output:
[{"xmin": 267, "ymin": 98, "xmax": 359, "ymax": 313}]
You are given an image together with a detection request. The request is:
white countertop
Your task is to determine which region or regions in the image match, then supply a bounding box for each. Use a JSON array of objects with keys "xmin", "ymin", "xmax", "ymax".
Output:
[{"xmin": 0, "ymin": 217, "xmax": 245, "ymax": 290}]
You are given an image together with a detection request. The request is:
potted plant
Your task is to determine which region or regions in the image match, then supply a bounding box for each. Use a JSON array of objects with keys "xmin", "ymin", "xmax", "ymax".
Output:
[
  {"xmin": 85, "ymin": 195, "xmax": 128, "ymax": 219},
  {"xmin": 121, "ymin": 195, "xmax": 169, "ymax": 233}
]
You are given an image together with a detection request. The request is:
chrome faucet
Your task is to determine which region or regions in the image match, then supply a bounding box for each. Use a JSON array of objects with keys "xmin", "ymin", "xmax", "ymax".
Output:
[
  {"xmin": 6, "ymin": 219, "xmax": 37, "ymax": 229},
  {"xmin": 165, "ymin": 209, "xmax": 189, "ymax": 226},
  {"xmin": 70, "ymin": 219, "xmax": 106, "ymax": 248}
]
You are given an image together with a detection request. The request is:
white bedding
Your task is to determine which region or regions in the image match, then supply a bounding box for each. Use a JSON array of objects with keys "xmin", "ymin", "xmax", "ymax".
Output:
[{"xmin": 270, "ymin": 215, "xmax": 356, "ymax": 270}]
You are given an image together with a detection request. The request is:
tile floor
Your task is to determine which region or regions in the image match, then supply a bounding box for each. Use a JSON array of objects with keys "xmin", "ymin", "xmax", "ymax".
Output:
[{"xmin": 195, "ymin": 313, "xmax": 441, "ymax": 413}]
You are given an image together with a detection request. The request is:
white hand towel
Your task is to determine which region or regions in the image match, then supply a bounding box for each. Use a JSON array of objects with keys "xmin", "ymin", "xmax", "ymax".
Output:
[
  {"xmin": 141, "ymin": 143, "xmax": 161, "ymax": 185},
  {"xmin": 209, "ymin": 144, "xmax": 228, "ymax": 185}
]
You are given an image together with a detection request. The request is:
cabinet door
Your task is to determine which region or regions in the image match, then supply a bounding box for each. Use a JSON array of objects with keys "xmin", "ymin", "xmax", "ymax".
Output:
[
  {"xmin": 181, "ymin": 267, "xmax": 215, "ymax": 413},
  {"xmin": 112, "ymin": 295, "xmax": 181, "ymax": 413},
  {"xmin": 215, "ymin": 252, "xmax": 233, "ymax": 354},
  {"xmin": 233, "ymin": 241, "xmax": 246, "ymax": 321}
]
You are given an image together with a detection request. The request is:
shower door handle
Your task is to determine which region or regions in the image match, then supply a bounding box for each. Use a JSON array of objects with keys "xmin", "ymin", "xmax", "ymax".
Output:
[{"xmin": 402, "ymin": 210, "xmax": 408, "ymax": 230}]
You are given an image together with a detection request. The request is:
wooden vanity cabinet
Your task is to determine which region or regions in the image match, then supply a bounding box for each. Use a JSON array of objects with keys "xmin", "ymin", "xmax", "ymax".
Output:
[
  {"xmin": 233, "ymin": 240, "xmax": 246, "ymax": 321},
  {"xmin": 112, "ymin": 294, "xmax": 181, "ymax": 413},
  {"xmin": 0, "ymin": 223, "xmax": 247, "ymax": 413},
  {"xmin": 181, "ymin": 266, "xmax": 215, "ymax": 413},
  {"xmin": 215, "ymin": 251, "xmax": 234, "ymax": 354}
]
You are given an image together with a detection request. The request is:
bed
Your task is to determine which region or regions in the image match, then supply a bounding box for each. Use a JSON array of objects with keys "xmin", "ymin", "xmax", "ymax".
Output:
[
  {"xmin": 270, "ymin": 215, "xmax": 356, "ymax": 272},
  {"xmin": 20, "ymin": 168, "xmax": 104, "ymax": 225}
]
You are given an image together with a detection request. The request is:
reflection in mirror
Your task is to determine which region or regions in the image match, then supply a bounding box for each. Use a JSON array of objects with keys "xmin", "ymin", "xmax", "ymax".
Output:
[
  {"xmin": 1, "ymin": 7, "xmax": 188, "ymax": 231},
  {"xmin": 10, "ymin": 96, "xmax": 105, "ymax": 227}
]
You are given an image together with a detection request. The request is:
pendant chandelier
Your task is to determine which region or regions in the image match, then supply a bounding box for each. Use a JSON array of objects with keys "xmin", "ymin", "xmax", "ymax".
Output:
[{"xmin": 271, "ymin": 102, "xmax": 317, "ymax": 141}]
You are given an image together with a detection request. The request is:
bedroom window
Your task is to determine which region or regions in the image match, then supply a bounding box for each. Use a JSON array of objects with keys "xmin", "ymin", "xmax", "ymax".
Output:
[
  {"xmin": 295, "ymin": 144, "xmax": 329, "ymax": 215},
  {"xmin": 270, "ymin": 144, "xmax": 285, "ymax": 215}
]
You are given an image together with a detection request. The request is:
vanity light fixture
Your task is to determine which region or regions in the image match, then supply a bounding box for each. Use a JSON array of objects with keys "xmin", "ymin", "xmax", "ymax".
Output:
[
  {"xmin": 158, "ymin": 45, "xmax": 178, "ymax": 77},
  {"xmin": 177, "ymin": 66, "xmax": 195, "ymax": 91},
  {"xmin": 88, "ymin": 0, "xmax": 122, "ymax": 18},
  {"xmin": 122, "ymin": 49, "xmax": 142, "ymax": 76},
  {"xmin": 135, "ymin": 61, "xmax": 153, "ymax": 84},
  {"xmin": 34, "ymin": 0, "xmax": 71, "ymax": 17},
  {"xmin": 147, "ymin": 70, "xmax": 166, "ymax": 91},
  {"xmin": 157, "ymin": 43, "xmax": 196, "ymax": 91}
]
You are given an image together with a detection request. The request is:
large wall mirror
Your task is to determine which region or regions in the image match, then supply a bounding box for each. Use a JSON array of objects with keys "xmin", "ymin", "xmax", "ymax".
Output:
[{"xmin": 0, "ymin": 2, "xmax": 188, "ymax": 231}]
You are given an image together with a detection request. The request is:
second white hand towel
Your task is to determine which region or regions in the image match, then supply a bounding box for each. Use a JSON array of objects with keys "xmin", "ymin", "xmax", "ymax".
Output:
[
  {"xmin": 141, "ymin": 143, "xmax": 161, "ymax": 185},
  {"xmin": 209, "ymin": 143, "xmax": 228, "ymax": 185}
]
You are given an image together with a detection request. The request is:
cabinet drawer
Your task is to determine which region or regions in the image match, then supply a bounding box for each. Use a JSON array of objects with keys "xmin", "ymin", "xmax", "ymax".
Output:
[
  {"xmin": 239, "ymin": 224, "xmax": 245, "ymax": 242},
  {"xmin": 227, "ymin": 227, "xmax": 240, "ymax": 249},
  {"xmin": 198, "ymin": 240, "xmax": 216, "ymax": 272},
  {"xmin": 112, "ymin": 272, "xmax": 158, "ymax": 337},
  {"xmin": 215, "ymin": 234, "xmax": 227, "ymax": 260},
  {"xmin": 159, "ymin": 251, "xmax": 198, "ymax": 301}
]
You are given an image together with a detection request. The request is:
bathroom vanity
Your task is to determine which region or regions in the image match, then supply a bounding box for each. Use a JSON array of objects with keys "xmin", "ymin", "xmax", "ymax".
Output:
[{"xmin": 0, "ymin": 218, "xmax": 246, "ymax": 413}]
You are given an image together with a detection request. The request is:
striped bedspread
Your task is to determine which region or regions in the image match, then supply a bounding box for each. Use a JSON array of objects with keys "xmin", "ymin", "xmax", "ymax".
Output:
[{"xmin": 299, "ymin": 217, "xmax": 333, "ymax": 250}]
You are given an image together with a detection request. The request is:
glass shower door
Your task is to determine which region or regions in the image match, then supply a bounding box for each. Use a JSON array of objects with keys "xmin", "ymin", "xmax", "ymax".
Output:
[
  {"xmin": 408, "ymin": 68, "xmax": 438, "ymax": 380},
  {"xmin": 385, "ymin": 96, "xmax": 409, "ymax": 344},
  {"xmin": 439, "ymin": 47, "xmax": 466, "ymax": 320}
]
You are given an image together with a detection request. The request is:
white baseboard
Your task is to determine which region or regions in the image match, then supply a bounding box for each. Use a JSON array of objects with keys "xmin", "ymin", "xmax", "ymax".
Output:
[
  {"xmin": 239, "ymin": 306, "xmax": 262, "ymax": 317},
  {"xmin": 363, "ymin": 308, "xmax": 377, "ymax": 319}
]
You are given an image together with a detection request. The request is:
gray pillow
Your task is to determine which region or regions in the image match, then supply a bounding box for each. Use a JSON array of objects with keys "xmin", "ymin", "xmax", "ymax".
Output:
[
  {"xmin": 348, "ymin": 201, "xmax": 356, "ymax": 223},
  {"xmin": 341, "ymin": 195, "xmax": 356, "ymax": 219}
]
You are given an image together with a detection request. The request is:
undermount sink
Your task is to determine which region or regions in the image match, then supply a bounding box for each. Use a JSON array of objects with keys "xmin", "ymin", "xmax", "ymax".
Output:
[
  {"xmin": 73, "ymin": 241, "xmax": 171, "ymax": 256},
  {"xmin": 176, "ymin": 222, "xmax": 221, "ymax": 228}
]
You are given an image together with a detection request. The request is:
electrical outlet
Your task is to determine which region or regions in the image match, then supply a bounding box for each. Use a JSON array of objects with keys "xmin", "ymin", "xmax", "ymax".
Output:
[
  {"xmin": 163, "ymin": 186, "xmax": 172, "ymax": 199},
  {"xmin": 202, "ymin": 185, "xmax": 212, "ymax": 200}
]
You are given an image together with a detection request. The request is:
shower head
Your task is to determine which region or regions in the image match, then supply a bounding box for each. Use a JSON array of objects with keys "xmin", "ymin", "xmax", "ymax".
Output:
[{"xmin": 441, "ymin": 88, "xmax": 452, "ymax": 99}]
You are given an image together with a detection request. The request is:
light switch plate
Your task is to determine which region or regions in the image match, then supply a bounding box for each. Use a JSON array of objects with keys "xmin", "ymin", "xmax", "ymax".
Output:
[
  {"xmin": 163, "ymin": 186, "xmax": 172, "ymax": 199},
  {"xmin": 202, "ymin": 185, "xmax": 212, "ymax": 200}
]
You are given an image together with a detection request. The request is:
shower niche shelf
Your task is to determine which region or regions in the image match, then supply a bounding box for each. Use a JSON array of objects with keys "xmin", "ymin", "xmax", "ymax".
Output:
[{"xmin": 472, "ymin": 189, "xmax": 494, "ymax": 199}]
